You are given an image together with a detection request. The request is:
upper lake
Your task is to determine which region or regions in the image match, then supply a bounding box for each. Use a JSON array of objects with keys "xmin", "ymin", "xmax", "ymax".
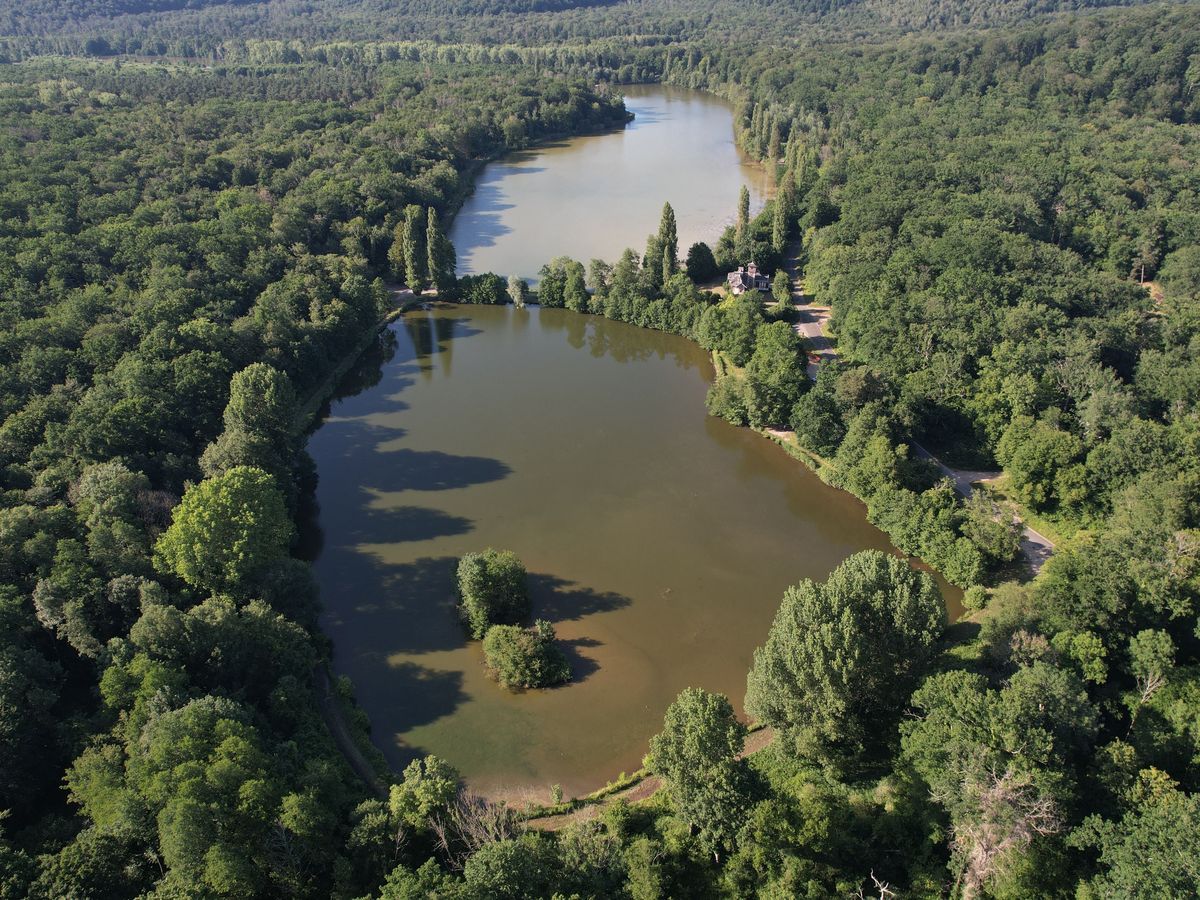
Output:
[
  {"xmin": 449, "ymin": 84, "xmax": 773, "ymax": 281},
  {"xmin": 306, "ymin": 87, "xmax": 960, "ymax": 800}
]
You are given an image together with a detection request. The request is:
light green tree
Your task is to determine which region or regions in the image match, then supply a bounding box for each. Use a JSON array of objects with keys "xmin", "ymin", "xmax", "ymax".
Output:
[
  {"xmin": 771, "ymin": 270, "xmax": 791, "ymax": 308},
  {"xmin": 389, "ymin": 755, "xmax": 459, "ymax": 828},
  {"xmin": 648, "ymin": 687, "xmax": 751, "ymax": 862},
  {"xmin": 456, "ymin": 549, "xmax": 529, "ymax": 639},
  {"xmin": 507, "ymin": 275, "xmax": 528, "ymax": 308},
  {"xmin": 564, "ymin": 262, "xmax": 588, "ymax": 312},
  {"xmin": 735, "ymin": 185, "xmax": 751, "ymax": 262},
  {"xmin": 154, "ymin": 466, "xmax": 292, "ymax": 594},
  {"xmin": 658, "ymin": 202, "xmax": 678, "ymax": 275}
]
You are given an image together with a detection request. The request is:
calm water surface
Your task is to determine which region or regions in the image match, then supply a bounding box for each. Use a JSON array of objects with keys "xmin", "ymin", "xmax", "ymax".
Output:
[
  {"xmin": 449, "ymin": 85, "xmax": 772, "ymax": 281},
  {"xmin": 308, "ymin": 306, "xmax": 962, "ymax": 798}
]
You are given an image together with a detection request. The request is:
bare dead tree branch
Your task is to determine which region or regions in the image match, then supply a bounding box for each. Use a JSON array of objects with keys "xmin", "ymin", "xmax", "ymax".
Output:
[
  {"xmin": 938, "ymin": 764, "xmax": 1060, "ymax": 900},
  {"xmin": 430, "ymin": 791, "xmax": 523, "ymax": 871}
]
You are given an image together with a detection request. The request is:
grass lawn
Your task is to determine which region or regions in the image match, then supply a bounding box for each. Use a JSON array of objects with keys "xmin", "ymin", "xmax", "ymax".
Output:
[{"xmin": 976, "ymin": 473, "xmax": 1082, "ymax": 547}]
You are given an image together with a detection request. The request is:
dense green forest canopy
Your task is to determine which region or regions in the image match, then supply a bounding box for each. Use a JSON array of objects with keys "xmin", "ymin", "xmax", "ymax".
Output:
[
  {"xmin": 0, "ymin": 0, "xmax": 1162, "ymax": 58},
  {"xmin": 1, "ymin": 0, "xmax": 1199, "ymax": 896}
]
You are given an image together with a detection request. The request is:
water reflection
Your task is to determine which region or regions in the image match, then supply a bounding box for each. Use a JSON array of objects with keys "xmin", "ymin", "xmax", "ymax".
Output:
[
  {"xmin": 308, "ymin": 281, "xmax": 959, "ymax": 798},
  {"xmin": 449, "ymin": 85, "xmax": 772, "ymax": 281}
]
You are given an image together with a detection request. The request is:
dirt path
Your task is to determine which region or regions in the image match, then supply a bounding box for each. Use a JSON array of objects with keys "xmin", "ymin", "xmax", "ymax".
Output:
[
  {"xmin": 787, "ymin": 288, "xmax": 1055, "ymax": 575},
  {"xmin": 314, "ymin": 666, "xmax": 388, "ymax": 800},
  {"xmin": 527, "ymin": 728, "xmax": 776, "ymax": 832}
]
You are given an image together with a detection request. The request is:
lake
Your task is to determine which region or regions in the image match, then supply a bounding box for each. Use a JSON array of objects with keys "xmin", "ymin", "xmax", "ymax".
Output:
[
  {"xmin": 307, "ymin": 304, "xmax": 962, "ymax": 800},
  {"xmin": 449, "ymin": 84, "xmax": 773, "ymax": 282}
]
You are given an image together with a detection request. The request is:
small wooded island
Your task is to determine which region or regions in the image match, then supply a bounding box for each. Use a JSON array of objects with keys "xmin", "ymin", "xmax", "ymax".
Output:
[{"xmin": 456, "ymin": 549, "xmax": 571, "ymax": 690}]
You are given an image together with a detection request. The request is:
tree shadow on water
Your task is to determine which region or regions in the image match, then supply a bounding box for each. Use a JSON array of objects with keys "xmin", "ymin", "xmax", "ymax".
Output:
[
  {"xmin": 528, "ymin": 573, "xmax": 632, "ymax": 622},
  {"xmin": 347, "ymin": 504, "xmax": 473, "ymax": 545},
  {"xmin": 558, "ymin": 636, "xmax": 602, "ymax": 685},
  {"xmin": 321, "ymin": 554, "xmax": 471, "ymax": 770},
  {"xmin": 367, "ymin": 660, "xmax": 468, "ymax": 773},
  {"xmin": 365, "ymin": 448, "xmax": 512, "ymax": 493}
]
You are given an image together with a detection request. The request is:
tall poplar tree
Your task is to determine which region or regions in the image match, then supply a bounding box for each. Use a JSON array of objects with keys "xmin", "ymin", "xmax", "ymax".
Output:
[
  {"xmin": 772, "ymin": 199, "xmax": 787, "ymax": 253},
  {"xmin": 643, "ymin": 232, "xmax": 664, "ymax": 293},
  {"xmin": 401, "ymin": 204, "xmax": 428, "ymax": 294},
  {"xmin": 735, "ymin": 185, "xmax": 752, "ymax": 263},
  {"xmin": 387, "ymin": 220, "xmax": 407, "ymax": 284},
  {"xmin": 426, "ymin": 207, "xmax": 456, "ymax": 294},
  {"xmin": 658, "ymin": 201, "xmax": 678, "ymax": 272}
]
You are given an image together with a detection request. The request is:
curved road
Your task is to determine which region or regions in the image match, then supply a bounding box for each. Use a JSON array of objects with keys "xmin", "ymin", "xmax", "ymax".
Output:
[{"xmin": 790, "ymin": 297, "xmax": 1054, "ymax": 575}]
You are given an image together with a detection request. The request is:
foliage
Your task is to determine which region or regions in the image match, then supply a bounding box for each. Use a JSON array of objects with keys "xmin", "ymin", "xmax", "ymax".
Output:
[
  {"xmin": 153, "ymin": 466, "xmax": 292, "ymax": 595},
  {"xmin": 746, "ymin": 550, "xmax": 945, "ymax": 769},
  {"xmin": 482, "ymin": 620, "xmax": 571, "ymax": 689},
  {"xmin": 648, "ymin": 688, "xmax": 753, "ymax": 862},
  {"xmin": 744, "ymin": 320, "xmax": 808, "ymax": 428},
  {"xmin": 685, "ymin": 241, "xmax": 718, "ymax": 282},
  {"xmin": 3, "ymin": 0, "xmax": 1200, "ymax": 894},
  {"xmin": 457, "ymin": 272, "xmax": 509, "ymax": 305},
  {"xmin": 697, "ymin": 294, "xmax": 763, "ymax": 367},
  {"xmin": 456, "ymin": 548, "xmax": 530, "ymax": 639},
  {"xmin": 389, "ymin": 755, "xmax": 459, "ymax": 828},
  {"xmin": 1074, "ymin": 770, "xmax": 1200, "ymax": 898}
]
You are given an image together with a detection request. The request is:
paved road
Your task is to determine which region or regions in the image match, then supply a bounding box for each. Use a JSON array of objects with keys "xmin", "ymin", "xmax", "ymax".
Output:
[{"xmin": 908, "ymin": 444, "xmax": 1056, "ymax": 572}]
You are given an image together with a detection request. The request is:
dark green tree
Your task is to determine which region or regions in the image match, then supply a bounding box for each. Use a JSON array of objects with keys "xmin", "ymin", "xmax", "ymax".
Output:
[
  {"xmin": 426, "ymin": 207, "xmax": 456, "ymax": 294},
  {"xmin": 200, "ymin": 363, "xmax": 297, "ymax": 483},
  {"xmin": 686, "ymin": 242, "xmax": 718, "ymax": 282},
  {"xmin": 401, "ymin": 204, "xmax": 428, "ymax": 294},
  {"xmin": 747, "ymin": 551, "xmax": 945, "ymax": 767},
  {"xmin": 482, "ymin": 620, "xmax": 571, "ymax": 689},
  {"xmin": 744, "ymin": 320, "xmax": 808, "ymax": 428},
  {"xmin": 456, "ymin": 548, "xmax": 530, "ymax": 639},
  {"xmin": 649, "ymin": 688, "xmax": 752, "ymax": 863}
]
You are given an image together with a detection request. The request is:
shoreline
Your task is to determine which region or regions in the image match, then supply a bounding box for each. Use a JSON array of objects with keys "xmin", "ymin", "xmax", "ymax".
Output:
[{"xmin": 301, "ymin": 87, "xmax": 787, "ymax": 805}]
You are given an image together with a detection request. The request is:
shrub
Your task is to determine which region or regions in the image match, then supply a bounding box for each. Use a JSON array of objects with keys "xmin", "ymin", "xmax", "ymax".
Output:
[
  {"xmin": 705, "ymin": 375, "xmax": 750, "ymax": 425},
  {"xmin": 456, "ymin": 273, "xmax": 509, "ymax": 305},
  {"xmin": 482, "ymin": 620, "xmax": 570, "ymax": 689},
  {"xmin": 963, "ymin": 585, "xmax": 988, "ymax": 611},
  {"xmin": 457, "ymin": 549, "xmax": 529, "ymax": 639}
]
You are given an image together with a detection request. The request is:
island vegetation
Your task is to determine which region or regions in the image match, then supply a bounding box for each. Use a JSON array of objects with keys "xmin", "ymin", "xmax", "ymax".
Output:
[
  {"xmin": 482, "ymin": 620, "xmax": 571, "ymax": 690},
  {"xmin": 456, "ymin": 548, "xmax": 530, "ymax": 640},
  {"xmin": 457, "ymin": 549, "xmax": 572, "ymax": 690},
  {"xmin": 0, "ymin": 0, "xmax": 1198, "ymax": 896}
]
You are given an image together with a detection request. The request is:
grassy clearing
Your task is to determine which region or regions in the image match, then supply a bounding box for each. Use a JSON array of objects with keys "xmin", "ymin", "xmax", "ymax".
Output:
[{"xmin": 975, "ymin": 474, "xmax": 1080, "ymax": 546}]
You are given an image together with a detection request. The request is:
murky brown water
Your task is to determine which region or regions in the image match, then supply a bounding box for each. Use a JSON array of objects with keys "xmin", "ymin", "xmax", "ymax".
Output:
[
  {"xmin": 308, "ymin": 306, "xmax": 962, "ymax": 799},
  {"xmin": 449, "ymin": 84, "xmax": 772, "ymax": 281}
]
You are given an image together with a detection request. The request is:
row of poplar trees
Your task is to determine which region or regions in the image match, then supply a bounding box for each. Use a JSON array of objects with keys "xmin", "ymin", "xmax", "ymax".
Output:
[{"xmin": 388, "ymin": 204, "xmax": 456, "ymax": 294}]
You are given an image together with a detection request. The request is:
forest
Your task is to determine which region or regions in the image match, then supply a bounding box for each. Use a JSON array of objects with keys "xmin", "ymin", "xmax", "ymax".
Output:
[{"xmin": 1, "ymin": 0, "xmax": 1199, "ymax": 897}]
